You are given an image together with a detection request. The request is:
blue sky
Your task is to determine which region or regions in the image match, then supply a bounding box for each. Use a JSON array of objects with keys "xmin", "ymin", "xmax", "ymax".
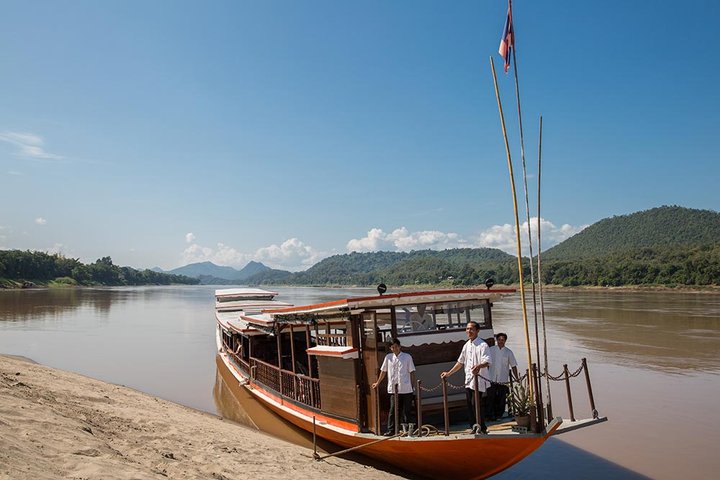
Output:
[{"xmin": 1, "ymin": 0, "xmax": 718, "ymax": 271}]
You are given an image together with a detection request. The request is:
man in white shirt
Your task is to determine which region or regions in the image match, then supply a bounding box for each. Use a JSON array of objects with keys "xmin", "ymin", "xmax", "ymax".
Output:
[
  {"xmin": 440, "ymin": 321, "xmax": 492, "ymax": 433},
  {"xmin": 372, "ymin": 338, "xmax": 416, "ymax": 435},
  {"xmin": 487, "ymin": 332, "xmax": 519, "ymax": 420}
]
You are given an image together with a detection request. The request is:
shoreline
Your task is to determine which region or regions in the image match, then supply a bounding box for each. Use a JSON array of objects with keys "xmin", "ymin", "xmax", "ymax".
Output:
[
  {"xmin": 0, "ymin": 354, "xmax": 403, "ymax": 480},
  {"xmin": 2, "ymin": 281, "xmax": 719, "ymax": 294}
]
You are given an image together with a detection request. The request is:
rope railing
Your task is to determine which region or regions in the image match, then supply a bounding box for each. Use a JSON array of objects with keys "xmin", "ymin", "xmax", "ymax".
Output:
[{"xmin": 404, "ymin": 358, "xmax": 598, "ymax": 434}]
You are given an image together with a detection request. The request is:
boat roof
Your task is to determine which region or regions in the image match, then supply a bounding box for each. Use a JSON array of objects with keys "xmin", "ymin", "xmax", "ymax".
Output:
[
  {"xmin": 216, "ymin": 300, "xmax": 293, "ymax": 313},
  {"xmin": 215, "ymin": 287, "xmax": 278, "ymax": 299},
  {"xmin": 265, "ymin": 288, "xmax": 515, "ymax": 320}
]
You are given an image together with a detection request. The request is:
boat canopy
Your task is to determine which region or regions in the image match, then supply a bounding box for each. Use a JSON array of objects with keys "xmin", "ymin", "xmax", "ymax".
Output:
[{"xmin": 265, "ymin": 288, "xmax": 515, "ymax": 323}]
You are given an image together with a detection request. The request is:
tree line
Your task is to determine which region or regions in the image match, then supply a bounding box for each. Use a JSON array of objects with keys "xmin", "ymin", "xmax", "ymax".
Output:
[
  {"xmin": 246, "ymin": 245, "xmax": 720, "ymax": 287},
  {"xmin": 0, "ymin": 250, "xmax": 199, "ymax": 287}
]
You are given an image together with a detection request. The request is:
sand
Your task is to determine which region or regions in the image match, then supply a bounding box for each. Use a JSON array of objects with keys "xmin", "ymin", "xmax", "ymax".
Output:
[{"xmin": 0, "ymin": 354, "xmax": 402, "ymax": 480}]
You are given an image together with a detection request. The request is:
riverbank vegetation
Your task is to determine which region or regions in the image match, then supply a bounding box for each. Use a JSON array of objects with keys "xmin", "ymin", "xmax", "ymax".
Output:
[
  {"xmin": 0, "ymin": 250, "xmax": 198, "ymax": 288},
  {"xmin": 245, "ymin": 206, "xmax": 720, "ymax": 288}
]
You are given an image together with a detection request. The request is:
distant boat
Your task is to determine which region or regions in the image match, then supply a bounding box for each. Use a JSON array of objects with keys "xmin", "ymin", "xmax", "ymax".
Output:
[{"xmin": 214, "ymin": 286, "xmax": 606, "ymax": 479}]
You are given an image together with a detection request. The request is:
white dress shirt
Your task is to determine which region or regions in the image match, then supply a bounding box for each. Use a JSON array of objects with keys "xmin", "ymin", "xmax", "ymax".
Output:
[
  {"xmin": 457, "ymin": 337, "xmax": 492, "ymax": 392},
  {"xmin": 380, "ymin": 351, "xmax": 416, "ymax": 394}
]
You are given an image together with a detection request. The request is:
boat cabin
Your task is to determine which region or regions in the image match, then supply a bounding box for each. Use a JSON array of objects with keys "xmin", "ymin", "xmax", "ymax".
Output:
[{"xmin": 218, "ymin": 288, "xmax": 513, "ymax": 434}]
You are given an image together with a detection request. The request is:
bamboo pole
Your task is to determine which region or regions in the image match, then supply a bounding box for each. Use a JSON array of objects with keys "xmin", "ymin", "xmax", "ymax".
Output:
[
  {"xmin": 512, "ymin": 35, "xmax": 544, "ymax": 429},
  {"xmin": 536, "ymin": 115, "xmax": 553, "ymax": 419},
  {"xmin": 490, "ymin": 55, "xmax": 535, "ymax": 409}
]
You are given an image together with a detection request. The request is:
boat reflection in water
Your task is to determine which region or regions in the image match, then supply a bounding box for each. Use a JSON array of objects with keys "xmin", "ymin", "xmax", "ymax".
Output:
[{"xmin": 214, "ymin": 354, "xmax": 319, "ymax": 450}]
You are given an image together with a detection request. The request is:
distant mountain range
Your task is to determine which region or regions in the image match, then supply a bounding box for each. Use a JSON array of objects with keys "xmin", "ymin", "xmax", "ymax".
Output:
[
  {"xmin": 155, "ymin": 261, "xmax": 279, "ymax": 285},
  {"xmin": 162, "ymin": 206, "xmax": 720, "ymax": 287}
]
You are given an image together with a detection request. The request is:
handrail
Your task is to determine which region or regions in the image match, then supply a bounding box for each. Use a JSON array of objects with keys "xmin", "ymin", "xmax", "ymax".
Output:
[{"xmin": 249, "ymin": 357, "xmax": 321, "ymax": 410}]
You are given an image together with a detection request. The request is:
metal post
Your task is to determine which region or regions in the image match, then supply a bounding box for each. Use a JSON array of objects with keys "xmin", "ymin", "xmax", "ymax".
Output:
[
  {"xmin": 564, "ymin": 364, "xmax": 575, "ymax": 422},
  {"xmin": 393, "ymin": 383, "xmax": 399, "ymax": 435},
  {"xmin": 532, "ymin": 363, "xmax": 544, "ymax": 427},
  {"xmin": 305, "ymin": 325, "xmax": 312, "ymax": 378},
  {"xmin": 442, "ymin": 377, "xmax": 450, "ymax": 436},
  {"xmin": 416, "ymin": 379, "xmax": 423, "ymax": 433},
  {"xmin": 508, "ymin": 373, "xmax": 515, "ymax": 416},
  {"xmin": 582, "ymin": 358, "xmax": 598, "ymax": 419},
  {"xmin": 374, "ymin": 384, "xmax": 381, "ymax": 436},
  {"xmin": 473, "ymin": 373, "xmax": 481, "ymax": 432},
  {"xmin": 312, "ymin": 416, "xmax": 318, "ymax": 460},
  {"xmin": 356, "ymin": 385, "xmax": 362, "ymax": 430},
  {"xmin": 545, "ymin": 365, "xmax": 553, "ymax": 420}
]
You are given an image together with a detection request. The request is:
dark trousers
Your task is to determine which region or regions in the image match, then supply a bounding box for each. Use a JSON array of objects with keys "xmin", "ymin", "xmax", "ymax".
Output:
[
  {"xmin": 486, "ymin": 383, "xmax": 510, "ymax": 419},
  {"xmin": 386, "ymin": 392, "xmax": 415, "ymax": 433},
  {"xmin": 465, "ymin": 388, "xmax": 487, "ymax": 432}
]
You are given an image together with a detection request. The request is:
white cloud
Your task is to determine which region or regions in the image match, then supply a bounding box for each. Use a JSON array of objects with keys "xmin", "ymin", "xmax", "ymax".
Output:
[
  {"xmin": 185, "ymin": 232, "xmax": 195, "ymax": 243},
  {"xmin": 347, "ymin": 218, "xmax": 587, "ymax": 256},
  {"xmin": 477, "ymin": 217, "xmax": 588, "ymax": 256},
  {"xmin": 8, "ymin": 171, "xmax": 23, "ymax": 176},
  {"xmin": 180, "ymin": 238, "xmax": 326, "ymax": 271},
  {"xmin": 255, "ymin": 238, "xmax": 325, "ymax": 270},
  {"xmin": 178, "ymin": 218, "xmax": 586, "ymax": 273},
  {"xmin": 0, "ymin": 131, "xmax": 64, "ymax": 160},
  {"xmin": 347, "ymin": 227, "xmax": 468, "ymax": 253},
  {"xmin": 35, "ymin": 217, "xmax": 47, "ymax": 225}
]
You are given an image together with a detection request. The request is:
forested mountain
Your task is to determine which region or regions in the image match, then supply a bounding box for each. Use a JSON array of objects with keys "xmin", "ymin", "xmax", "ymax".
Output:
[
  {"xmin": 0, "ymin": 251, "xmax": 198, "ymax": 287},
  {"xmin": 246, "ymin": 207, "xmax": 720, "ymax": 288},
  {"xmin": 167, "ymin": 261, "xmax": 241, "ymax": 280},
  {"xmin": 6, "ymin": 206, "xmax": 716, "ymax": 289},
  {"xmin": 246, "ymin": 248, "xmax": 517, "ymax": 286},
  {"xmin": 543, "ymin": 206, "xmax": 720, "ymax": 260}
]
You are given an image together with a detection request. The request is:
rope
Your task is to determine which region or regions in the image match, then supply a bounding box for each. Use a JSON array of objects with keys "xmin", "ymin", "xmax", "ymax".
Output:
[
  {"xmin": 542, "ymin": 364, "xmax": 585, "ymax": 381},
  {"xmin": 420, "ymin": 372, "xmax": 528, "ymax": 393}
]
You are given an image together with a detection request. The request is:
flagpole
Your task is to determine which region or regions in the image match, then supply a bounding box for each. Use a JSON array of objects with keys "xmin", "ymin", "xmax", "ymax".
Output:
[
  {"xmin": 510, "ymin": 15, "xmax": 544, "ymax": 427},
  {"xmin": 489, "ymin": 56, "xmax": 535, "ymax": 423}
]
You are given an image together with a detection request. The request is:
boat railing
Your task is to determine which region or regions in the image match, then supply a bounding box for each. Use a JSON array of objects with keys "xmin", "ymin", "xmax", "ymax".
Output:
[
  {"xmin": 403, "ymin": 357, "xmax": 601, "ymax": 435},
  {"xmin": 316, "ymin": 332, "xmax": 348, "ymax": 346},
  {"xmin": 280, "ymin": 369, "xmax": 321, "ymax": 410},
  {"xmin": 251, "ymin": 357, "xmax": 281, "ymax": 392},
  {"xmin": 250, "ymin": 357, "xmax": 321, "ymax": 411},
  {"xmin": 229, "ymin": 350, "xmax": 251, "ymax": 372},
  {"xmin": 220, "ymin": 336, "xmax": 252, "ymax": 373}
]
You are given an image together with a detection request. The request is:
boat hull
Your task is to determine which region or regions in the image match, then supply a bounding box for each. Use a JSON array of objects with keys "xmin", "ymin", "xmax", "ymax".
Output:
[{"xmin": 215, "ymin": 343, "xmax": 559, "ymax": 480}]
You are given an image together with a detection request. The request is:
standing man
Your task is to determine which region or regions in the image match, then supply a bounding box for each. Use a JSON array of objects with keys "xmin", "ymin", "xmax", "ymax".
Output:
[
  {"xmin": 487, "ymin": 332, "xmax": 519, "ymax": 420},
  {"xmin": 440, "ymin": 321, "xmax": 492, "ymax": 433},
  {"xmin": 372, "ymin": 338, "xmax": 416, "ymax": 436}
]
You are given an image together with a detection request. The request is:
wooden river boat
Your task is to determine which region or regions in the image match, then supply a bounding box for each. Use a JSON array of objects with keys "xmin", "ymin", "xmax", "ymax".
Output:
[{"xmin": 215, "ymin": 286, "xmax": 606, "ymax": 479}]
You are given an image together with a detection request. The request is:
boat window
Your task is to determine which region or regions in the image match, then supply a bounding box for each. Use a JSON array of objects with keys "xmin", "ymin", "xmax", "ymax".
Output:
[{"xmin": 368, "ymin": 300, "xmax": 490, "ymax": 340}]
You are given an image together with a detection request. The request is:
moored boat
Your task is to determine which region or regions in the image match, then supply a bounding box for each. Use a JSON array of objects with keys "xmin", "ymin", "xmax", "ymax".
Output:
[{"xmin": 215, "ymin": 286, "xmax": 606, "ymax": 479}]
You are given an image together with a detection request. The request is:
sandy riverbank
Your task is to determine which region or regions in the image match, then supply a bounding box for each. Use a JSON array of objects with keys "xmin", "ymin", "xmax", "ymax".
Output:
[{"xmin": 0, "ymin": 354, "xmax": 402, "ymax": 480}]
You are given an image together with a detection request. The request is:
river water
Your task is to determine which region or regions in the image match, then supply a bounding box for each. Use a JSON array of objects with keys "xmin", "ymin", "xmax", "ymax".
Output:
[{"xmin": 1, "ymin": 286, "xmax": 718, "ymax": 479}]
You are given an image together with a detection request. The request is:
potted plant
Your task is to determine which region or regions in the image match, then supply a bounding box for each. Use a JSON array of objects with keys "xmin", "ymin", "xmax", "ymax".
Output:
[{"xmin": 507, "ymin": 378, "xmax": 532, "ymax": 428}]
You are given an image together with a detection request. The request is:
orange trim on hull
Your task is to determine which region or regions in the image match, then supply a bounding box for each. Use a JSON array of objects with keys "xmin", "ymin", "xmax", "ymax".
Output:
[{"xmin": 216, "ymin": 351, "xmax": 557, "ymax": 480}]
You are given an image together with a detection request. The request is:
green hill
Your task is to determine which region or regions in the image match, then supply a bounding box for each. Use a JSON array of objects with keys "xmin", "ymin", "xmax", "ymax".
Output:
[
  {"xmin": 543, "ymin": 206, "xmax": 720, "ymax": 260},
  {"xmin": 539, "ymin": 206, "xmax": 720, "ymax": 286},
  {"xmin": 245, "ymin": 207, "xmax": 720, "ymax": 288},
  {"xmin": 247, "ymin": 248, "xmax": 516, "ymax": 286}
]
